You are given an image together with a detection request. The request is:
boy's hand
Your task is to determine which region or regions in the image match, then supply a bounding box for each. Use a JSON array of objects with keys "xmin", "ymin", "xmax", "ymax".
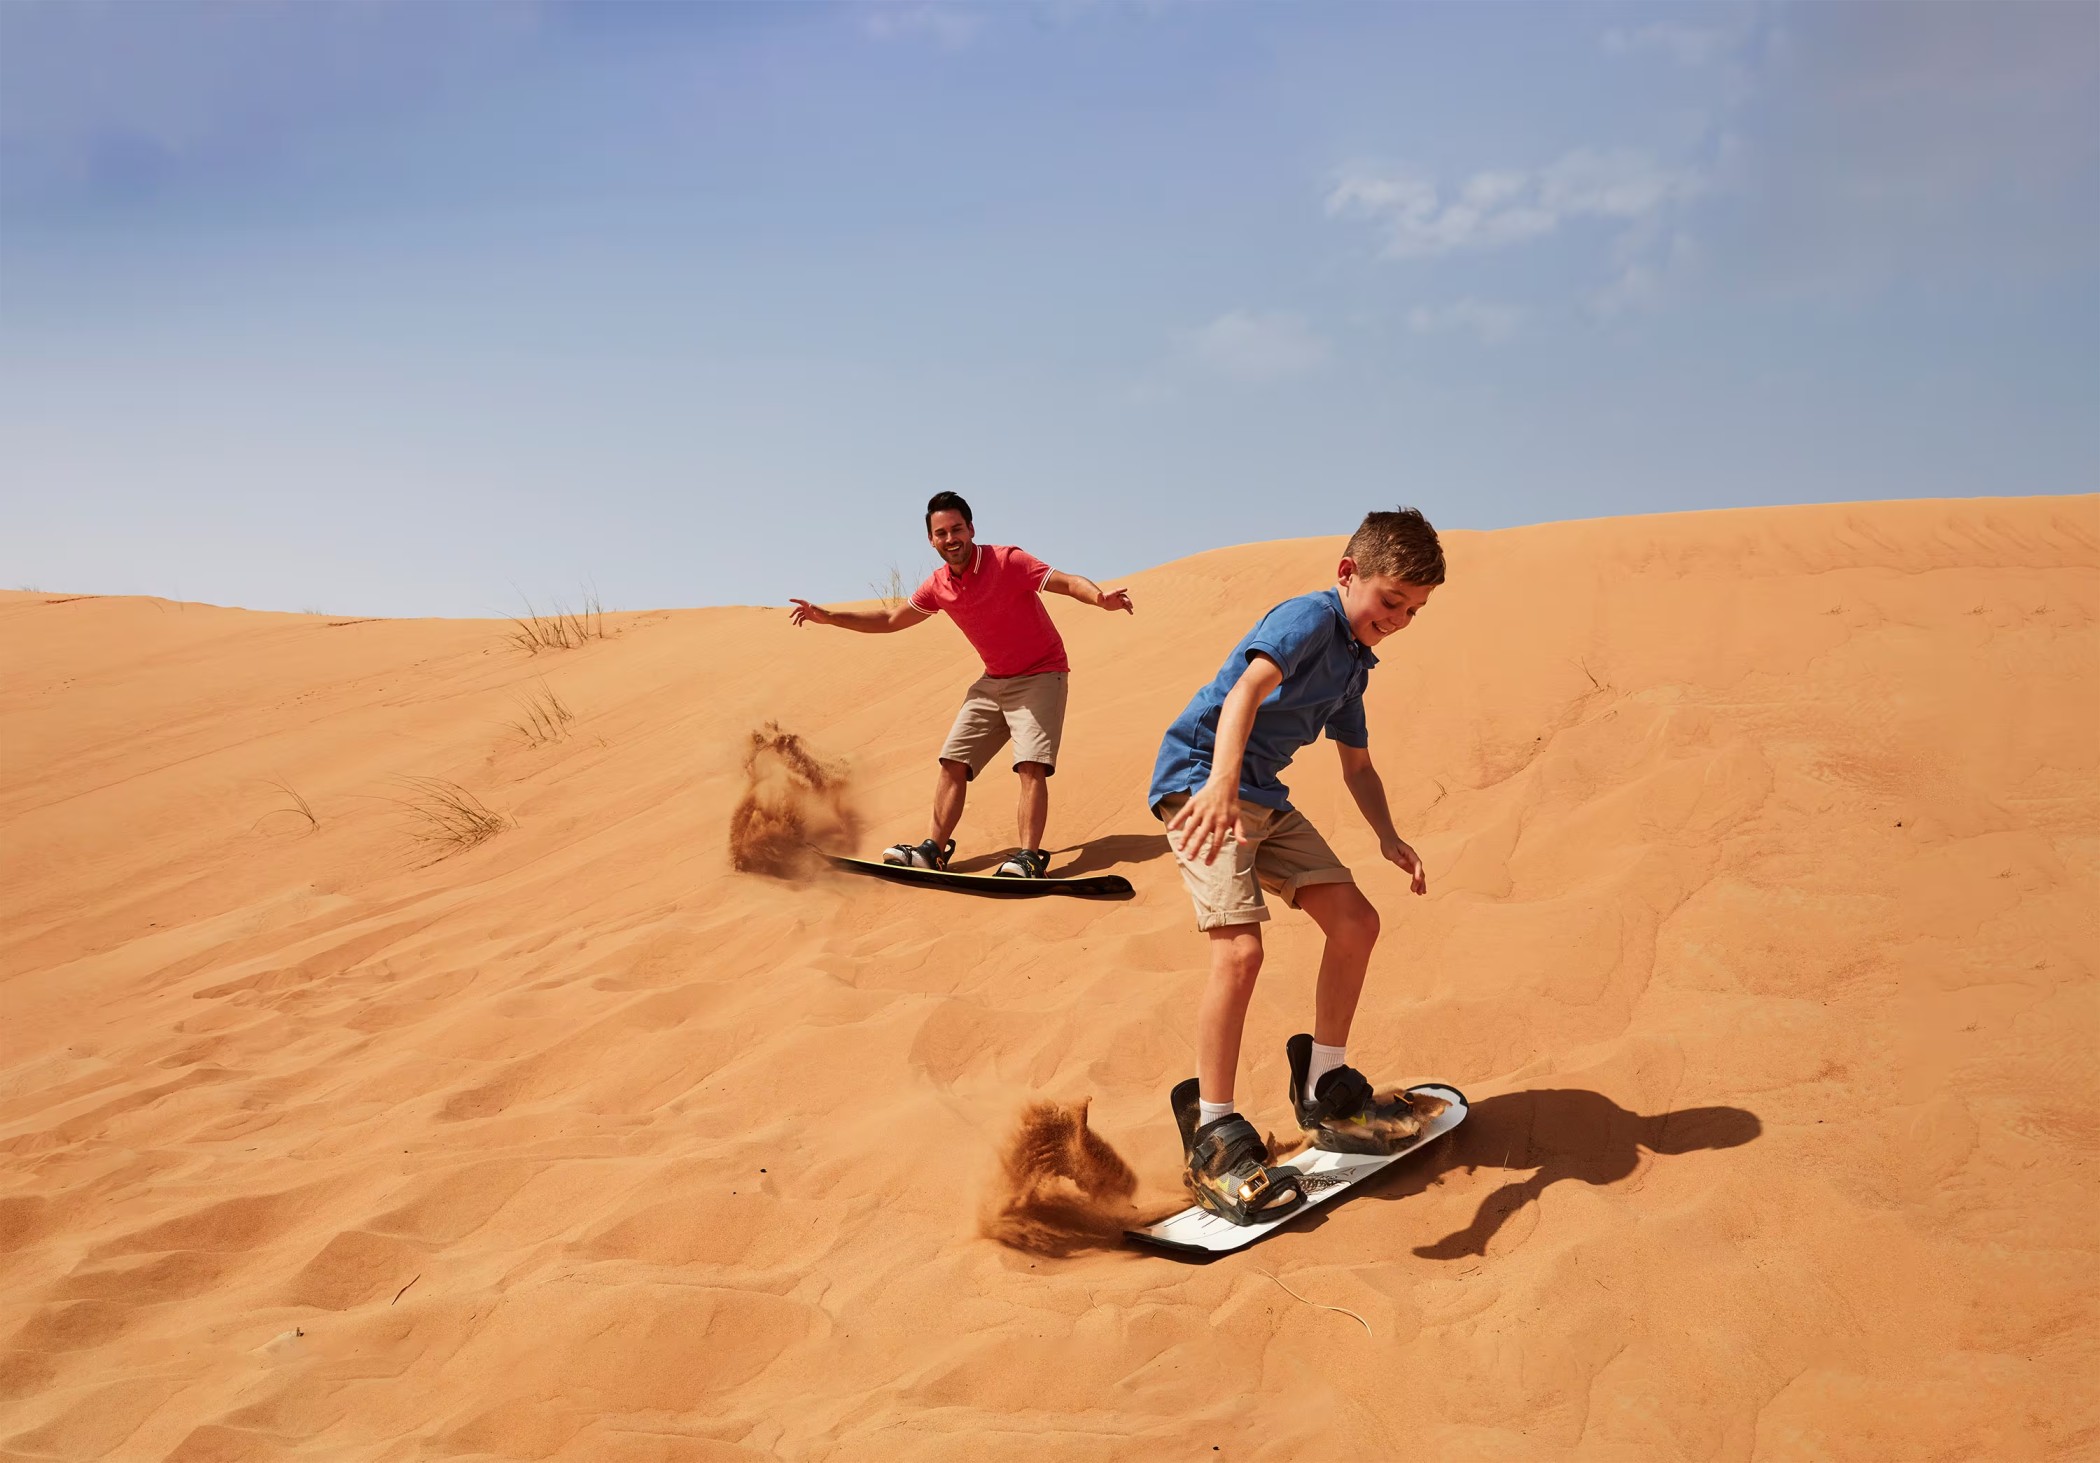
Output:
[
  {"xmin": 1169, "ymin": 783, "xmax": 1244, "ymax": 866},
  {"xmin": 1381, "ymin": 835, "xmax": 1427, "ymax": 895},
  {"xmin": 1100, "ymin": 587, "xmax": 1135, "ymax": 614},
  {"xmin": 788, "ymin": 599, "xmax": 832, "ymax": 627}
]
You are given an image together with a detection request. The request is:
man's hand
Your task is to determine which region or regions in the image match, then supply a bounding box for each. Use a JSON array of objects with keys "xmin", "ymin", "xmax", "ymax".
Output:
[
  {"xmin": 788, "ymin": 599, "xmax": 832, "ymax": 628},
  {"xmin": 1168, "ymin": 782, "xmax": 1245, "ymax": 867},
  {"xmin": 1381, "ymin": 835, "xmax": 1427, "ymax": 895},
  {"xmin": 1099, "ymin": 587, "xmax": 1135, "ymax": 614}
]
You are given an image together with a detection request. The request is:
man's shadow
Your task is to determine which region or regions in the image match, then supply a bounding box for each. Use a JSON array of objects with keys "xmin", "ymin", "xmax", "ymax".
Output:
[
  {"xmin": 947, "ymin": 833, "xmax": 1170, "ymax": 876},
  {"xmin": 1358, "ymin": 1088, "xmax": 1761, "ymax": 1259},
  {"xmin": 1052, "ymin": 833, "xmax": 1171, "ymax": 877}
]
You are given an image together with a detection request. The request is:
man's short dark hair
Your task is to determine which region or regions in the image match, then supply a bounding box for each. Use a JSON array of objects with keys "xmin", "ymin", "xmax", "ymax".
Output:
[{"xmin": 925, "ymin": 492, "xmax": 973, "ymax": 533}]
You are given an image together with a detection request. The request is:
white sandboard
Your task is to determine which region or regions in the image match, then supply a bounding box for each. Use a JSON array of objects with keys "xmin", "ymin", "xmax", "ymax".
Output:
[{"xmin": 1124, "ymin": 1083, "xmax": 1468, "ymax": 1257}]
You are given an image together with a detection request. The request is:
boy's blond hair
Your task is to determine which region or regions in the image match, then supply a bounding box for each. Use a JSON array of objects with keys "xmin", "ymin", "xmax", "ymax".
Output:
[{"xmin": 1345, "ymin": 507, "xmax": 1445, "ymax": 586}]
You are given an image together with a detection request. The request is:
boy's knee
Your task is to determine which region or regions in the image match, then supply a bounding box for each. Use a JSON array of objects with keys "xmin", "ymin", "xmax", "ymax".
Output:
[
  {"xmin": 1351, "ymin": 899, "xmax": 1381, "ymax": 947},
  {"xmin": 1315, "ymin": 887, "xmax": 1378, "ymax": 948},
  {"xmin": 1214, "ymin": 932, "xmax": 1264, "ymax": 984}
]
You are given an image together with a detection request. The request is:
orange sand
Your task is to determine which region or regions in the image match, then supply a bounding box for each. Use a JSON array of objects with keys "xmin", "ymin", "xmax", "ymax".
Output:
[{"xmin": 2, "ymin": 496, "xmax": 2096, "ymax": 1460}]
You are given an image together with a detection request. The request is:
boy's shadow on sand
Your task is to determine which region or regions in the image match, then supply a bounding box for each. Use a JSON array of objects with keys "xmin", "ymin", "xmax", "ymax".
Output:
[{"xmin": 1335, "ymin": 1088, "xmax": 1761, "ymax": 1259}]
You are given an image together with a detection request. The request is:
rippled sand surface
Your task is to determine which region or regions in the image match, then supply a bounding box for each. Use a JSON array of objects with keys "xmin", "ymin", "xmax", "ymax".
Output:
[{"xmin": 2, "ymin": 496, "xmax": 2094, "ymax": 1460}]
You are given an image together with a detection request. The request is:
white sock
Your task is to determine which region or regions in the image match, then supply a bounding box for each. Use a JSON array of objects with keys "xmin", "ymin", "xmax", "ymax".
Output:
[
  {"xmin": 1197, "ymin": 1098, "xmax": 1235, "ymax": 1128},
  {"xmin": 1307, "ymin": 1041, "xmax": 1347, "ymax": 1095}
]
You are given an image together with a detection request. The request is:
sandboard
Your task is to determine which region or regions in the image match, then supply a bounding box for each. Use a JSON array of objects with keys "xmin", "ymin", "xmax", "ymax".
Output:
[
  {"xmin": 1125, "ymin": 1083, "xmax": 1468, "ymax": 1257},
  {"xmin": 825, "ymin": 855, "xmax": 1134, "ymax": 900}
]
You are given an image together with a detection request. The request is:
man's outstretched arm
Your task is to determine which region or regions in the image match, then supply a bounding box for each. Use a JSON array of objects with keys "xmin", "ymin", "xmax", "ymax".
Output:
[
  {"xmin": 1043, "ymin": 570, "xmax": 1134, "ymax": 614},
  {"xmin": 789, "ymin": 599, "xmax": 932, "ymax": 633}
]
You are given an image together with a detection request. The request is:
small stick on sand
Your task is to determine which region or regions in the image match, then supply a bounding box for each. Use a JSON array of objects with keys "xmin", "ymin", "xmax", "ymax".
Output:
[
  {"xmin": 393, "ymin": 1274, "xmax": 421, "ymax": 1305},
  {"xmin": 1261, "ymin": 1270, "xmax": 1372, "ymax": 1339}
]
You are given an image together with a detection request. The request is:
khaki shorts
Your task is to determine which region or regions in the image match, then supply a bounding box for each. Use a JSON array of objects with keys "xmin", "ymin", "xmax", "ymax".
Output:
[
  {"xmin": 939, "ymin": 672, "xmax": 1069, "ymax": 779},
  {"xmin": 1157, "ymin": 793, "xmax": 1354, "ymax": 930}
]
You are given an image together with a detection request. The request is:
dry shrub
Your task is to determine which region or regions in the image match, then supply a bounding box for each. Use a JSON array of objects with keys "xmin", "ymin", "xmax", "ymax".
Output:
[
  {"xmin": 511, "ymin": 679, "xmax": 575, "ymax": 744},
  {"xmin": 509, "ymin": 591, "xmax": 605, "ymax": 654},
  {"xmin": 728, "ymin": 724, "xmax": 859, "ymax": 876},
  {"xmin": 868, "ymin": 565, "xmax": 907, "ymax": 611},
  {"xmin": 255, "ymin": 780, "xmax": 317, "ymax": 835},
  {"xmin": 396, "ymin": 778, "xmax": 507, "ymax": 855},
  {"xmin": 980, "ymin": 1099, "xmax": 1147, "ymax": 1258}
]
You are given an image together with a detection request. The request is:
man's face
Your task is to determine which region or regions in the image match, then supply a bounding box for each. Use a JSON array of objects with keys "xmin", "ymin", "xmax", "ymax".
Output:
[
  {"xmin": 1336, "ymin": 560, "xmax": 1433, "ymax": 646},
  {"xmin": 928, "ymin": 509, "xmax": 975, "ymax": 568}
]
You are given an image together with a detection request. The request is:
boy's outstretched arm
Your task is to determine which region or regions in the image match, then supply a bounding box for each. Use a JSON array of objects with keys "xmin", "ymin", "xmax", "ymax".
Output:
[
  {"xmin": 1043, "ymin": 570, "xmax": 1134, "ymax": 614},
  {"xmin": 1336, "ymin": 741, "xmax": 1427, "ymax": 895},
  {"xmin": 1167, "ymin": 653, "xmax": 1285, "ymax": 865},
  {"xmin": 788, "ymin": 599, "xmax": 931, "ymax": 633}
]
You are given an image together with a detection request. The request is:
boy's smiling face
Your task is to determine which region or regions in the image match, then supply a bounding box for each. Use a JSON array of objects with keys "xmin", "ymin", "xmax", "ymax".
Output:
[{"xmin": 1336, "ymin": 559, "xmax": 1433, "ymax": 646}]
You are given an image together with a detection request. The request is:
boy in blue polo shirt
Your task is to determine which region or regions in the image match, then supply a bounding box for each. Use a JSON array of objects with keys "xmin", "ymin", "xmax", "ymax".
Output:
[{"xmin": 1148, "ymin": 507, "xmax": 1446, "ymax": 1224}]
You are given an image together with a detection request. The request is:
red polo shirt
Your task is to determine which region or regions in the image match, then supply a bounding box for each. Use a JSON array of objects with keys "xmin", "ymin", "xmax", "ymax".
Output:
[{"xmin": 909, "ymin": 544, "xmax": 1070, "ymax": 678}]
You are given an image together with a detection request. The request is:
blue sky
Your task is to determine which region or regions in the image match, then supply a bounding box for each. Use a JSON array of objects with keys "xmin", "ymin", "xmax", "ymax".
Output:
[{"xmin": 3, "ymin": 1, "xmax": 2094, "ymax": 616}]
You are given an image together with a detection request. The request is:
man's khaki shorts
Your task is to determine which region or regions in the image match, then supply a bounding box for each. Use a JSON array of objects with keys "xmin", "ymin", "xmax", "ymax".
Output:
[
  {"xmin": 1157, "ymin": 792, "xmax": 1355, "ymax": 930},
  {"xmin": 939, "ymin": 672, "xmax": 1069, "ymax": 780}
]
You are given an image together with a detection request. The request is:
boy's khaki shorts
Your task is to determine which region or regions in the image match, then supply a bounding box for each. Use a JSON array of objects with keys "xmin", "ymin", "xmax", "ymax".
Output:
[
  {"xmin": 1156, "ymin": 792, "xmax": 1355, "ymax": 930},
  {"xmin": 939, "ymin": 672, "xmax": 1068, "ymax": 779}
]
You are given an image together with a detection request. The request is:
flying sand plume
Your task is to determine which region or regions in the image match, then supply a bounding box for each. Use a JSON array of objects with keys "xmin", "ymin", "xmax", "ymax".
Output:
[
  {"xmin": 980, "ymin": 1101, "xmax": 1320, "ymax": 1256},
  {"xmin": 981, "ymin": 1099, "xmax": 1152, "ymax": 1257},
  {"xmin": 728, "ymin": 724, "xmax": 860, "ymax": 877}
]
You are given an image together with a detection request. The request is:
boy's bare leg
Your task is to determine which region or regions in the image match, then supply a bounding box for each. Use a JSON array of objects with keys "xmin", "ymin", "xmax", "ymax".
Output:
[
  {"xmin": 1294, "ymin": 881, "xmax": 1382, "ymax": 1047},
  {"xmin": 1015, "ymin": 761, "xmax": 1049, "ymax": 849},
  {"xmin": 928, "ymin": 759, "xmax": 969, "ymax": 844},
  {"xmin": 1197, "ymin": 924, "xmax": 1265, "ymax": 1107}
]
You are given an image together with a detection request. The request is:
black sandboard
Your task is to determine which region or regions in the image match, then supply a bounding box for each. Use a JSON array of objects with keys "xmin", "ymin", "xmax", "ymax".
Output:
[{"xmin": 825, "ymin": 855, "xmax": 1134, "ymax": 899}]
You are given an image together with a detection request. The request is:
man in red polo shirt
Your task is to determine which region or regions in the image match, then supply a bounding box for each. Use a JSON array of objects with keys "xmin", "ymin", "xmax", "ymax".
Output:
[{"xmin": 789, "ymin": 492, "xmax": 1134, "ymax": 878}]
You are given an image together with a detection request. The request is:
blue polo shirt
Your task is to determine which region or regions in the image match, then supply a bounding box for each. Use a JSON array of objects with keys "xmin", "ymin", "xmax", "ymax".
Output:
[{"xmin": 1148, "ymin": 587, "xmax": 1378, "ymax": 814}]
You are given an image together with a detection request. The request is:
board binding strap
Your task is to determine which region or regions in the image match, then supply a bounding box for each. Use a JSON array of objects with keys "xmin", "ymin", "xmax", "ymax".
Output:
[
  {"xmin": 824, "ymin": 854, "xmax": 1134, "ymax": 900},
  {"xmin": 1125, "ymin": 1082, "xmax": 1468, "ymax": 1257}
]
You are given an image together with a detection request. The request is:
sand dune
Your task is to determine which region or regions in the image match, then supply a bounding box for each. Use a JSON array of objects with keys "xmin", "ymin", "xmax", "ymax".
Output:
[{"xmin": 2, "ymin": 495, "xmax": 2096, "ymax": 1460}]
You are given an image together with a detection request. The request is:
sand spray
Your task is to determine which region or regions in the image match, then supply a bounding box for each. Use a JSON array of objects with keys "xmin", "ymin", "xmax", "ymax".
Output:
[{"xmin": 728, "ymin": 723, "xmax": 860, "ymax": 876}]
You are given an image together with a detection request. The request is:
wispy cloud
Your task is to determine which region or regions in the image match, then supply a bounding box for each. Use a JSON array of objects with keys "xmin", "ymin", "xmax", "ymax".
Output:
[
  {"xmin": 1327, "ymin": 148, "xmax": 1702, "ymax": 261},
  {"xmin": 1183, "ymin": 310, "xmax": 1330, "ymax": 381},
  {"xmin": 0, "ymin": 1, "xmax": 544, "ymax": 205},
  {"xmin": 1405, "ymin": 298, "xmax": 1523, "ymax": 344},
  {"xmin": 1602, "ymin": 21, "xmax": 1740, "ymax": 67},
  {"xmin": 862, "ymin": 4, "xmax": 985, "ymax": 50}
]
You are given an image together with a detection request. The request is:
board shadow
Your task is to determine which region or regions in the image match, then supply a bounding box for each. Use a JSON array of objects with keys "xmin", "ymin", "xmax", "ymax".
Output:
[
  {"xmin": 1134, "ymin": 1088, "xmax": 1761, "ymax": 1265},
  {"xmin": 1337, "ymin": 1088, "xmax": 1763, "ymax": 1258}
]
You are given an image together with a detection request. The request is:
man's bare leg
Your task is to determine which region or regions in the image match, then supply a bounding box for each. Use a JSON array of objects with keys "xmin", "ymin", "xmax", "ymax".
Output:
[
  {"xmin": 1197, "ymin": 924, "xmax": 1265, "ymax": 1110},
  {"xmin": 1015, "ymin": 761, "xmax": 1049, "ymax": 850},
  {"xmin": 928, "ymin": 759, "xmax": 969, "ymax": 845},
  {"xmin": 1294, "ymin": 881, "xmax": 1381, "ymax": 1046}
]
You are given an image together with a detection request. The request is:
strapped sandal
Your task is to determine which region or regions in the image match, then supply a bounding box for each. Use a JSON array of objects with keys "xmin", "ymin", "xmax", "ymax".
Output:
[
  {"xmin": 1285, "ymin": 1032, "xmax": 1446, "ymax": 1155},
  {"xmin": 1170, "ymin": 1077, "xmax": 1306, "ymax": 1226},
  {"xmin": 882, "ymin": 837, "xmax": 956, "ymax": 871},
  {"xmin": 994, "ymin": 848, "xmax": 1051, "ymax": 879}
]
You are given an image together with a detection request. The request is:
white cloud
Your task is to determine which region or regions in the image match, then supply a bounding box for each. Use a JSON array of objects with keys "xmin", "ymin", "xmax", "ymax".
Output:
[
  {"xmin": 1603, "ymin": 22, "xmax": 1740, "ymax": 67},
  {"xmin": 1327, "ymin": 149, "xmax": 1701, "ymax": 260},
  {"xmin": 862, "ymin": 4, "xmax": 984, "ymax": 50},
  {"xmin": 1184, "ymin": 310, "xmax": 1330, "ymax": 381},
  {"xmin": 1405, "ymin": 298, "xmax": 1523, "ymax": 344},
  {"xmin": 1590, "ymin": 232, "xmax": 1702, "ymax": 317}
]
